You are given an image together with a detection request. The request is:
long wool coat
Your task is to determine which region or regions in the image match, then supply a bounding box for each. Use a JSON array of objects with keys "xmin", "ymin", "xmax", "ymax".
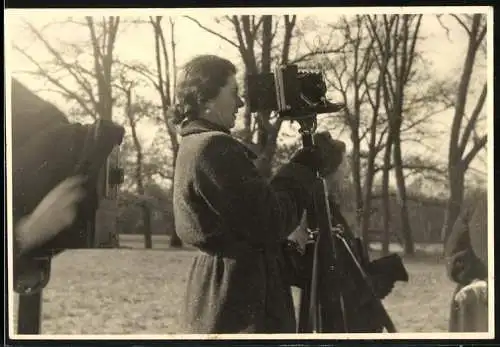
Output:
[{"xmin": 173, "ymin": 119, "xmax": 316, "ymax": 334}]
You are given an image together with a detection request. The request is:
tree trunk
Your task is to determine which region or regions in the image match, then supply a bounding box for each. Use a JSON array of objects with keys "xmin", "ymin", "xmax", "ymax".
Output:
[
  {"xmin": 442, "ymin": 14, "xmax": 487, "ymax": 243},
  {"xmin": 124, "ymin": 87, "xmax": 153, "ymax": 249},
  {"xmin": 255, "ymin": 122, "xmax": 281, "ymax": 177},
  {"xmin": 381, "ymin": 134, "xmax": 393, "ymax": 256},
  {"xmin": 392, "ymin": 128, "xmax": 415, "ymax": 255},
  {"xmin": 135, "ymin": 164, "xmax": 152, "ymax": 249},
  {"xmin": 360, "ymin": 149, "xmax": 376, "ymax": 250},
  {"xmin": 86, "ymin": 17, "xmax": 121, "ymax": 248},
  {"xmin": 442, "ymin": 166, "xmax": 466, "ymax": 243},
  {"xmin": 241, "ymin": 62, "xmax": 258, "ymax": 144},
  {"xmin": 253, "ymin": 16, "xmax": 274, "ymax": 177},
  {"xmin": 387, "ymin": 14, "xmax": 420, "ymax": 256},
  {"xmin": 150, "ymin": 16, "xmax": 183, "ymax": 248},
  {"xmin": 350, "ymin": 128, "xmax": 363, "ymax": 227},
  {"xmin": 142, "ymin": 202, "xmax": 153, "ymax": 249}
]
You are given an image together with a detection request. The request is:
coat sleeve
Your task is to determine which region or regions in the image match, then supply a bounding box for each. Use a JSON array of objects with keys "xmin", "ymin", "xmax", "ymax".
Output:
[
  {"xmin": 445, "ymin": 210, "xmax": 487, "ymax": 285},
  {"xmin": 195, "ymin": 135, "xmax": 316, "ymax": 245}
]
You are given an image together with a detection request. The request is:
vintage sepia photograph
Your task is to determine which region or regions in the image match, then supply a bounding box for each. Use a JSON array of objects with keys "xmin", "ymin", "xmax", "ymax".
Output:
[{"xmin": 5, "ymin": 6, "xmax": 493, "ymax": 341}]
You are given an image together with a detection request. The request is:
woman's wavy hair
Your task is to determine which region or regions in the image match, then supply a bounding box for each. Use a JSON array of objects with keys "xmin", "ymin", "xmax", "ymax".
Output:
[{"xmin": 170, "ymin": 55, "xmax": 237, "ymax": 125}]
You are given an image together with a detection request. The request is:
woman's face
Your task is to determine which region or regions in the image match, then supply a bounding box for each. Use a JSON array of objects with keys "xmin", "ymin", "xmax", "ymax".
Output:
[{"xmin": 204, "ymin": 74, "xmax": 244, "ymax": 130}]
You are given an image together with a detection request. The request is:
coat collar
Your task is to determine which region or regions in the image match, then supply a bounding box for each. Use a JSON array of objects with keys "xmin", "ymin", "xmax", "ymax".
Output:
[
  {"xmin": 179, "ymin": 118, "xmax": 230, "ymax": 136},
  {"xmin": 179, "ymin": 118, "xmax": 258, "ymax": 160}
]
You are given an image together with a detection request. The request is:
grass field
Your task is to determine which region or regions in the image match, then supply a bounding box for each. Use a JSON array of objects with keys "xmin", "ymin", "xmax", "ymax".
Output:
[{"xmin": 11, "ymin": 235, "xmax": 456, "ymax": 335}]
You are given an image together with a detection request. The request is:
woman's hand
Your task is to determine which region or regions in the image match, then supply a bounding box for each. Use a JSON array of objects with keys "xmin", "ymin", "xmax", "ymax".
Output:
[{"xmin": 15, "ymin": 175, "xmax": 87, "ymax": 255}]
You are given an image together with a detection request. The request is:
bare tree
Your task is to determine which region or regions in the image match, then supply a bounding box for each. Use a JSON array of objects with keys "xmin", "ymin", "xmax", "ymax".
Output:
[
  {"xmin": 118, "ymin": 81, "xmax": 153, "ymax": 248},
  {"xmin": 320, "ymin": 15, "xmax": 433, "ymax": 254},
  {"xmin": 320, "ymin": 15, "xmax": 384, "ymax": 249},
  {"xmin": 363, "ymin": 15, "xmax": 396, "ymax": 254},
  {"xmin": 390, "ymin": 14, "xmax": 422, "ymax": 256},
  {"xmin": 149, "ymin": 16, "xmax": 182, "ymax": 247},
  {"xmin": 442, "ymin": 14, "xmax": 487, "ymax": 242},
  {"xmin": 13, "ymin": 17, "xmax": 120, "ymax": 121},
  {"xmin": 308, "ymin": 14, "xmax": 453, "ymax": 254},
  {"xmin": 365, "ymin": 14, "xmax": 423, "ymax": 255},
  {"xmin": 149, "ymin": 16, "xmax": 179, "ymax": 165},
  {"xmin": 117, "ymin": 16, "xmax": 182, "ymax": 247}
]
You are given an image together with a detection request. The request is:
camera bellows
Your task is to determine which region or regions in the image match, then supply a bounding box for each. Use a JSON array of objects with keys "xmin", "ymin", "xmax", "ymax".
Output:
[{"xmin": 245, "ymin": 64, "xmax": 345, "ymax": 120}]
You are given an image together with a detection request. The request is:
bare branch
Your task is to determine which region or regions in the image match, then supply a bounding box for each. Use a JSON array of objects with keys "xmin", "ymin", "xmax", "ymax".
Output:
[
  {"xmin": 458, "ymin": 83, "xmax": 487, "ymax": 157},
  {"xmin": 281, "ymin": 15, "xmax": 296, "ymax": 64},
  {"xmin": 117, "ymin": 60, "xmax": 159, "ymax": 89},
  {"xmin": 21, "ymin": 21, "xmax": 99, "ymax": 110},
  {"xmin": 184, "ymin": 16, "xmax": 239, "ymax": 49},
  {"xmin": 463, "ymin": 134, "xmax": 487, "ymax": 167},
  {"xmin": 374, "ymin": 162, "xmax": 447, "ymax": 176},
  {"xmin": 270, "ymin": 16, "xmax": 280, "ymax": 42},
  {"xmin": 435, "ymin": 14, "xmax": 452, "ymax": 41},
  {"xmin": 451, "ymin": 14, "xmax": 472, "ymax": 36},
  {"xmin": 290, "ymin": 44, "xmax": 349, "ymax": 64},
  {"xmin": 170, "ymin": 17, "xmax": 178, "ymax": 103},
  {"xmin": 13, "ymin": 44, "xmax": 97, "ymax": 119}
]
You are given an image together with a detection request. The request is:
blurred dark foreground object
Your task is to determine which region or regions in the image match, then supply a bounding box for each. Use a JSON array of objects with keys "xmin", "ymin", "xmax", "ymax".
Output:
[
  {"xmin": 367, "ymin": 253, "xmax": 409, "ymax": 283},
  {"xmin": 11, "ymin": 78, "xmax": 125, "ymax": 294}
]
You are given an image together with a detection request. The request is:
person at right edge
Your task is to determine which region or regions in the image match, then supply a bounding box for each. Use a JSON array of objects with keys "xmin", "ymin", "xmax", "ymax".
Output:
[
  {"xmin": 172, "ymin": 54, "xmax": 341, "ymax": 334},
  {"xmin": 445, "ymin": 190, "xmax": 488, "ymax": 332}
]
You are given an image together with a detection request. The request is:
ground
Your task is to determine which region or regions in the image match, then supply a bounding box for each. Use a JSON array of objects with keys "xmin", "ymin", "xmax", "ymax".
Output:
[{"xmin": 10, "ymin": 235, "xmax": 456, "ymax": 335}]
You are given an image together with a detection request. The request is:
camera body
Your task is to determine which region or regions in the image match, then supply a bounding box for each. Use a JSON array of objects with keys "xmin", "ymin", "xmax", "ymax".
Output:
[{"xmin": 245, "ymin": 64, "xmax": 344, "ymax": 120}]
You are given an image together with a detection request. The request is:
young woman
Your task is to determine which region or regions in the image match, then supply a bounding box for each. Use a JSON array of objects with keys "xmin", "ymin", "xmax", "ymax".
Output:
[{"xmin": 171, "ymin": 54, "xmax": 339, "ymax": 333}]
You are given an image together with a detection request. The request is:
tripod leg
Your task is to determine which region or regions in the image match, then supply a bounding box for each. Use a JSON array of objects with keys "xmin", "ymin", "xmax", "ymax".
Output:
[
  {"xmin": 297, "ymin": 242, "xmax": 314, "ymax": 333},
  {"xmin": 297, "ymin": 286, "xmax": 310, "ymax": 332},
  {"xmin": 308, "ymin": 240, "xmax": 321, "ymax": 332},
  {"xmin": 337, "ymin": 234, "xmax": 397, "ymax": 333},
  {"xmin": 17, "ymin": 291, "xmax": 42, "ymax": 334}
]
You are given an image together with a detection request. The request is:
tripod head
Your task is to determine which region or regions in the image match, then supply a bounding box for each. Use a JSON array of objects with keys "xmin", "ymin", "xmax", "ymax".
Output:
[{"xmin": 297, "ymin": 116, "xmax": 318, "ymax": 150}]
